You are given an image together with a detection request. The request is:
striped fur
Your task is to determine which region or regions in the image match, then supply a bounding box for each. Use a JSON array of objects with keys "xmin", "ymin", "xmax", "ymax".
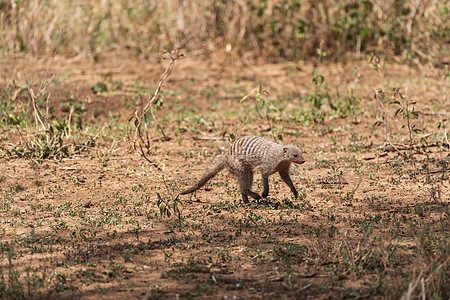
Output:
[{"xmin": 180, "ymin": 136, "xmax": 305, "ymax": 203}]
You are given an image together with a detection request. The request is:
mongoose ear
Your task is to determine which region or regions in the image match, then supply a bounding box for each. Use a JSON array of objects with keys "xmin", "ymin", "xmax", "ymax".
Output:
[{"xmin": 283, "ymin": 147, "xmax": 288, "ymax": 153}]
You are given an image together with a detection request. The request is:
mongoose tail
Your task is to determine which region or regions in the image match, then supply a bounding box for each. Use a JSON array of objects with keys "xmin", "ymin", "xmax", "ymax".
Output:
[{"xmin": 179, "ymin": 158, "xmax": 226, "ymax": 195}]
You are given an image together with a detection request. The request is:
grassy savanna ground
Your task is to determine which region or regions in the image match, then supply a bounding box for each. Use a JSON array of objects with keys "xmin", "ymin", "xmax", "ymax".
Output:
[
  {"xmin": 2, "ymin": 1, "xmax": 449, "ymax": 298},
  {"xmin": 0, "ymin": 52, "xmax": 449, "ymax": 299}
]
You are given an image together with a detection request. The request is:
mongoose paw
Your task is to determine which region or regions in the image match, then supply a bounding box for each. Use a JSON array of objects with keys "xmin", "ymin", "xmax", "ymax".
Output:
[{"xmin": 251, "ymin": 193, "xmax": 261, "ymax": 200}]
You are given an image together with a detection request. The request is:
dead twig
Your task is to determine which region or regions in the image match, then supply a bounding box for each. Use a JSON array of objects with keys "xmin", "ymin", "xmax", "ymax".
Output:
[
  {"xmin": 241, "ymin": 86, "xmax": 277, "ymax": 142},
  {"xmin": 127, "ymin": 49, "xmax": 182, "ymax": 169},
  {"xmin": 156, "ymin": 174, "xmax": 182, "ymax": 226},
  {"xmin": 150, "ymin": 103, "xmax": 169, "ymax": 141},
  {"xmin": 27, "ymin": 74, "xmax": 54, "ymax": 132},
  {"xmin": 192, "ymin": 137, "xmax": 228, "ymax": 141},
  {"xmin": 374, "ymin": 90, "xmax": 408, "ymax": 159}
]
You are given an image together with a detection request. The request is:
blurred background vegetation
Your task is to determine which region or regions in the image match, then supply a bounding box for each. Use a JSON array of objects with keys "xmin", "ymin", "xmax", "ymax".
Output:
[{"xmin": 0, "ymin": 0, "xmax": 448, "ymax": 62}]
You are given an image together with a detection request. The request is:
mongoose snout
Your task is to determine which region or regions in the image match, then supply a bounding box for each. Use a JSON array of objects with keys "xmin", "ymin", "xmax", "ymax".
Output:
[{"xmin": 180, "ymin": 136, "xmax": 305, "ymax": 203}]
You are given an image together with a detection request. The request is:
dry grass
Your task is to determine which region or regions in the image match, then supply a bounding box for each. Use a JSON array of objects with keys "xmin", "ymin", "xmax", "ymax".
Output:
[{"xmin": 1, "ymin": 0, "xmax": 448, "ymax": 61}]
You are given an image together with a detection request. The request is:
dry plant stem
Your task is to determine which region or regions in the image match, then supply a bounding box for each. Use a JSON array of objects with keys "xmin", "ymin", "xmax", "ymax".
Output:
[
  {"xmin": 150, "ymin": 106, "xmax": 169, "ymax": 141},
  {"xmin": 16, "ymin": 127, "xmax": 31, "ymax": 152},
  {"xmin": 375, "ymin": 91, "xmax": 407, "ymax": 159},
  {"xmin": 137, "ymin": 93, "xmax": 151, "ymax": 149},
  {"xmin": 10, "ymin": 84, "xmax": 27, "ymax": 102},
  {"xmin": 162, "ymin": 174, "xmax": 181, "ymax": 225},
  {"xmin": 401, "ymin": 271, "xmax": 424, "ymax": 300},
  {"xmin": 351, "ymin": 176, "xmax": 362, "ymax": 196},
  {"xmin": 141, "ymin": 51, "xmax": 178, "ymax": 115},
  {"xmin": 23, "ymin": 33, "xmax": 60, "ymax": 136},
  {"xmin": 244, "ymin": 86, "xmax": 276, "ymax": 141},
  {"xmin": 444, "ymin": 127, "xmax": 450, "ymax": 149},
  {"xmin": 255, "ymin": 98, "xmax": 276, "ymax": 141},
  {"xmin": 424, "ymin": 255, "xmax": 450, "ymax": 284},
  {"xmin": 193, "ymin": 137, "xmax": 228, "ymax": 140},
  {"xmin": 27, "ymin": 75, "xmax": 56, "ymax": 155},
  {"xmin": 129, "ymin": 50, "xmax": 181, "ymax": 169},
  {"xmin": 404, "ymin": 99, "xmax": 413, "ymax": 157},
  {"xmin": 162, "ymin": 174, "xmax": 177, "ymax": 202}
]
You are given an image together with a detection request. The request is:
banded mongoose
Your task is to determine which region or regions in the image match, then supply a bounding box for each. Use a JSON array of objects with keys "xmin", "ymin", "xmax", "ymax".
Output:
[{"xmin": 180, "ymin": 136, "xmax": 305, "ymax": 203}]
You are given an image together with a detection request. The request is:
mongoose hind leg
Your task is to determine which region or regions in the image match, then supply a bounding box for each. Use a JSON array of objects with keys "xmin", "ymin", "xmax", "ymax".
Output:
[
  {"xmin": 241, "ymin": 193, "xmax": 249, "ymax": 203},
  {"xmin": 262, "ymin": 176, "xmax": 269, "ymax": 198},
  {"xmin": 245, "ymin": 190, "xmax": 262, "ymax": 200},
  {"xmin": 235, "ymin": 169, "xmax": 261, "ymax": 203},
  {"xmin": 241, "ymin": 190, "xmax": 261, "ymax": 203},
  {"xmin": 279, "ymin": 170, "xmax": 298, "ymax": 198}
]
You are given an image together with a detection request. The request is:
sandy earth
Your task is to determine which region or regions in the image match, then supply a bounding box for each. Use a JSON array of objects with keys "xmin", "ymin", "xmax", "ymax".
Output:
[{"xmin": 0, "ymin": 54, "xmax": 449, "ymax": 299}]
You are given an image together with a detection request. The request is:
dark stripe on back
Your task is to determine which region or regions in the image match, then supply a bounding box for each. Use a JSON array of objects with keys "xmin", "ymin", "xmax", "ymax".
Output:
[
  {"xmin": 246, "ymin": 137, "xmax": 262, "ymax": 156},
  {"xmin": 230, "ymin": 136, "xmax": 271, "ymax": 157},
  {"xmin": 243, "ymin": 137, "xmax": 258, "ymax": 153},
  {"xmin": 231, "ymin": 138, "xmax": 243, "ymax": 155}
]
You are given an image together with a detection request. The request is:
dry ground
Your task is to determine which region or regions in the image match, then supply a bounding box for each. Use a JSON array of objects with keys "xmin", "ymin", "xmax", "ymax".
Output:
[{"xmin": 0, "ymin": 54, "xmax": 449, "ymax": 299}]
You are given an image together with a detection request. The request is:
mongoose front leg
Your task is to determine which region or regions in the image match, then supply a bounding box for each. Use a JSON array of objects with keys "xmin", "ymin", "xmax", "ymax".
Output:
[
  {"xmin": 262, "ymin": 176, "xmax": 269, "ymax": 198},
  {"xmin": 279, "ymin": 170, "xmax": 298, "ymax": 198}
]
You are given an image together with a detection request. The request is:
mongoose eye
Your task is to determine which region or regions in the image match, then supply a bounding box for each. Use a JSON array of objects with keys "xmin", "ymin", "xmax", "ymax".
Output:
[{"xmin": 293, "ymin": 154, "xmax": 298, "ymax": 157}]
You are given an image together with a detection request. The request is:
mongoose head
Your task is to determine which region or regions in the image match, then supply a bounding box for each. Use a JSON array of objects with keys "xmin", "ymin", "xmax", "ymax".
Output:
[{"xmin": 283, "ymin": 146, "xmax": 306, "ymax": 164}]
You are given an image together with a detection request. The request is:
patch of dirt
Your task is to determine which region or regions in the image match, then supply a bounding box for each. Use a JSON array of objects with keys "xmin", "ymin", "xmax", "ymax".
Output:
[{"xmin": 0, "ymin": 54, "xmax": 449, "ymax": 299}]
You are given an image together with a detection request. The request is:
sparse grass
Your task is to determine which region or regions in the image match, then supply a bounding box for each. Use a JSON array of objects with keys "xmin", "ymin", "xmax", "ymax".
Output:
[{"xmin": 1, "ymin": 44, "xmax": 449, "ymax": 299}]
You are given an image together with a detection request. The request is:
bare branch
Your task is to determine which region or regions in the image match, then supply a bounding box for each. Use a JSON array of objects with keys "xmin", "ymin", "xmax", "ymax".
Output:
[{"xmin": 128, "ymin": 49, "xmax": 182, "ymax": 169}]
